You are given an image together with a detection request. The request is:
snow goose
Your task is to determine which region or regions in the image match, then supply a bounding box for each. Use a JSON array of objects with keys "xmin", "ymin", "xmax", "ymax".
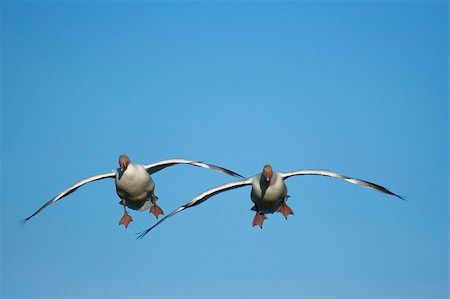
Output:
[
  {"xmin": 21, "ymin": 155, "xmax": 243, "ymax": 228},
  {"xmin": 137, "ymin": 164, "xmax": 403, "ymax": 238}
]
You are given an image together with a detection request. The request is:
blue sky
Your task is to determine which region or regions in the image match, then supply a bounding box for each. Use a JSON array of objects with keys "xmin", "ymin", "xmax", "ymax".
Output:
[{"xmin": 1, "ymin": 1, "xmax": 448, "ymax": 298}]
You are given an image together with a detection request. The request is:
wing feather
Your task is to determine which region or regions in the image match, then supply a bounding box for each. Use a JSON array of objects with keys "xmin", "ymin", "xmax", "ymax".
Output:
[
  {"xmin": 278, "ymin": 169, "xmax": 404, "ymax": 200},
  {"xmin": 144, "ymin": 159, "xmax": 243, "ymax": 178},
  {"xmin": 21, "ymin": 171, "xmax": 116, "ymax": 224}
]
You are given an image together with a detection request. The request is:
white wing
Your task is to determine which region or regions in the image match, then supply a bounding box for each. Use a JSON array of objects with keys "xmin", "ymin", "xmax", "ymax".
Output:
[
  {"xmin": 21, "ymin": 171, "xmax": 116, "ymax": 223},
  {"xmin": 137, "ymin": 178, "xmax": 253, "ymax": 239},
  {"xmin": 143, "ymin": 158, "xmax": 243, "ymax": 178},
  {"xmin": 278, "ymin": 169, "xmax": 404, "ymax": 200}
]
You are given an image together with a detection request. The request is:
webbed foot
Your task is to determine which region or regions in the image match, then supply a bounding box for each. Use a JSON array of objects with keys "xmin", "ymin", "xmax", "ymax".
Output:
[
  {"xmin": 252, "ymin": 212, "xmax": 267, "ymax": 229},
  {"xmin": 150, "ymin": 203, "xmax": 164, "ymax": 219},
  {"xmin": 277, "ymin": 202, "xmax": 294, "ymax": 219},
  {"xmin": 119, "ymin": 212, "xmax": 133, "ymax": 228}
]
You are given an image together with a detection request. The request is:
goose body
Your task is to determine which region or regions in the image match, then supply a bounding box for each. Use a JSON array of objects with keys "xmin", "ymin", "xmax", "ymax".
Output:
[
  {"xmin": 250, "ymin": 171, "xmax": 287, "ymax": 214},
  {"xmin": 115, "ymin": 162, "xmax": 155, "ymax": 211}
]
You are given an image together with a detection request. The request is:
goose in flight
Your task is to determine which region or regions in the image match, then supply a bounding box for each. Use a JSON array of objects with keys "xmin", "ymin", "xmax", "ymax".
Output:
[
  {"xmin": 21, "ymin": 155, "xmax": 243, "ymax": 228},
  {"xmin": 137, "ymin": 164, "xmax": 403, "ymax": 238}
]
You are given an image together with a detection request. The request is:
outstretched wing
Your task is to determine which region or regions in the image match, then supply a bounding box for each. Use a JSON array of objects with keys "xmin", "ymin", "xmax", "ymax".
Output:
[
  {"xmin": 278, "ymin": 169, "xmax": 404, "ymax": 200},
  {"xmin": 21, "ymin": 171, "xmax": 116, "ymax": 224},
  {"xmin": 137, "ymin": 178, "xmax": 253, "ymax": 239},
  {"xmin": 143, "ymin": 159, "xmax": 243, "ymax": 178}
]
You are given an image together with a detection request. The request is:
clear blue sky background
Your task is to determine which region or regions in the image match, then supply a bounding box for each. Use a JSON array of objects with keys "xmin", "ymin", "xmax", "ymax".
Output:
[{"xmin": 1, "ymin": 2, "xmax": 448, "ymax": 298}]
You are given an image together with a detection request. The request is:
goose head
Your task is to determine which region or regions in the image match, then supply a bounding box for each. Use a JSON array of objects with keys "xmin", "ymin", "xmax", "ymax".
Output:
[
  {"xmin": 263, "ymin": 164, "xmax": 273, "ymax": 182},
  {"xmin": 117, "ymin": 155, "xmax": 131, "ymax": 180},
  {"xmin": 119, "ymin": 154, "xmax": 131, "ymax": 172}
]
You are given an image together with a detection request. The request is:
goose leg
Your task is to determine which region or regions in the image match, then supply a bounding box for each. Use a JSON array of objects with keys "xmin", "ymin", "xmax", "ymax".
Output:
[
  {"xmin": 119, "ymin": 198, "xmax": 133, "ymax": 228},
  {"xmin": 149, "ymin": 192, "xmax": 164, "ymax": 219}
]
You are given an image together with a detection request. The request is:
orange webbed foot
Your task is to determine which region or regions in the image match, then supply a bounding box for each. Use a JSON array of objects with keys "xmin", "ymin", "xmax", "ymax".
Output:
[
  {"xmin": 119, "ymin": 212, "xmax": 133, "ymax": 229},
  {"xmin": 150, "ymin": 203, "xmax": 164, "ymax": 219},
  {"xmin": 252, "ymin": 212, "xmax": 267, "ymax": 229},
  {"xmin": 277, "ymin": 202, "xmax": 294, "ymax": 220}
]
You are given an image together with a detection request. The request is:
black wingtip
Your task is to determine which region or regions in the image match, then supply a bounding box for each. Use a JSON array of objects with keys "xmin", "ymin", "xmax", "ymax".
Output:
[
  {"xmin": 396, "ymin": 194, "xmax": 407, "ymax": 201},
  {"xmin": 19, "ymin": 218, "xmax": 29, "ymax": 225},
  {"xmin": 220, "ymin": 169, "xmax": 244, "ymax": 178},
  {"xmin": 198, "ymin": 161, "xmax": 244, "ymax": 179},
  {"xmin": 19, "ymin": 212, "xmax": 38, "ymax": 225},
  {"xmin": 385, "ymin": 188, "xmax": 405, "ymax": 201},
  {"xmin": 135, "ymin": 219, "xmax": 165, "ymax": 239},
  {"xmin": 222, "ymin": 168, "xmax": 244, "ymax": 179},
  {"xmin": 385, "ymin": 189, "xmax": 405, "ymax": 201},
  {"xmin": 369, "ymin": 180, "xmax": 405, "ymax": 201},
  {"xmin": 135, "ymin": 229, "xmax": 150, "ymax": 240}
]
